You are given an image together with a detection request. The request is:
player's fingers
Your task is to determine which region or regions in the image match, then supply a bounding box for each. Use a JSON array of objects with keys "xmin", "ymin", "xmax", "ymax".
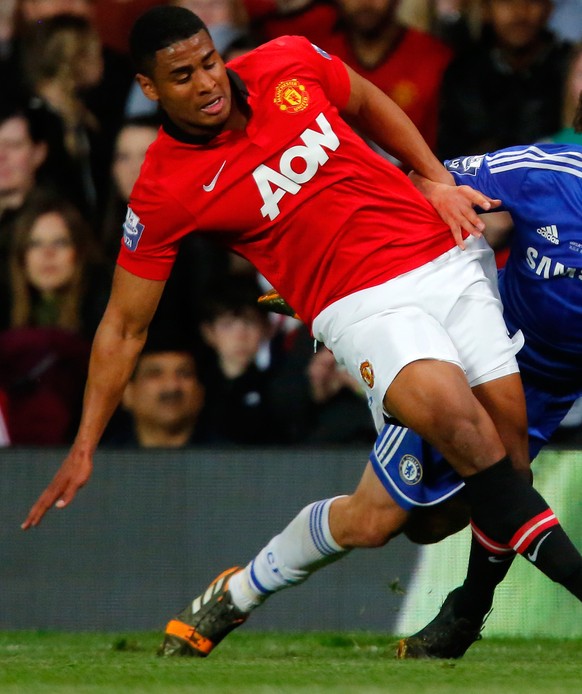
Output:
[
  {"xmin": 448, "ymin": 208, "xmax": 485, "ymax": 246},
  {"xmin": 21, "ymin": 489, "xmax": 60, "ymax": 529},
  {"xmin": 461, "ymin": 186, "xmax": 502, "ymax": 211},
  {"xmin": 54, "ymin": 484, "xmax": 79, "ymax": 508},
  {"xmin": 21, "ymin": 470, "xmax": 77, "ymax": 528},
  {"xmin": 489, "ymin": 198, "xmax": 502, "ymax": 208},
  {"xmin": 461, "ymin": 209, "xmax": 485, "ymax": 234},
  {"xmin": 449, "ymin": 221, "xmax": 466, "ymax": 250}
]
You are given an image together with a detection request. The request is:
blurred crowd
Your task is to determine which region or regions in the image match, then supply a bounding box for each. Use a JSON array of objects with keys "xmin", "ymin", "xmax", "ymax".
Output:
[{"xmin": 1, "ymin": 0, "xmax": 581, "ymax": 448}]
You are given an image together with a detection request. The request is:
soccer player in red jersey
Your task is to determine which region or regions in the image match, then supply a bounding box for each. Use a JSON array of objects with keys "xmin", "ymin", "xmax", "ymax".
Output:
[{"xmin": 22, "ymin": 6, "xmax": 582, "ymax": 656}]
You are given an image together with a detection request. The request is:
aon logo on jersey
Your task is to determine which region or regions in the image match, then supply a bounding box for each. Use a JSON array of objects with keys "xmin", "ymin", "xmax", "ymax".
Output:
[{"xmin": 253, "ymin": 113, "xmax": 340, "ymax": 220}]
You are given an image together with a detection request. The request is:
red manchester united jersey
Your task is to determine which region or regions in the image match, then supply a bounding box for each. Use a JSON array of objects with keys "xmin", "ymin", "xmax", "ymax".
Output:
[{"xmin": 118, "ymin": 36, "xmax": 456, "ymax": 327}]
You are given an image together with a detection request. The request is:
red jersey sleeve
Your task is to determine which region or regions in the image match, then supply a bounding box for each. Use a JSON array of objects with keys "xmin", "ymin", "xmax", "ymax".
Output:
[
  {"xmin": 116, "ymin": 157, "xmax": 194, "ymax": 281},
  {"xmin": 289, "ymin": 36, "xmax": 351, "ymax": 111}
]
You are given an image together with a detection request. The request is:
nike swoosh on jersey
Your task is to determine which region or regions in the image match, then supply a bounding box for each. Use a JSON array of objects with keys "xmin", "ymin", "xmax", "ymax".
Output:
[
  {"xmin": 527, "ymin": 531, "xmax": 552, "ymax": 562},
  {"xmin": 202, "ymin": 160, "xmax": 227, "ymax": 192}
]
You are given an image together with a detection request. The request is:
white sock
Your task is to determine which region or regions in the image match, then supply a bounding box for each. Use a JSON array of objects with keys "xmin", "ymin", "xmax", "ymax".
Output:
[{"xmin": 229, "ymin": 497, "xmax": 348, "ymax": 613}]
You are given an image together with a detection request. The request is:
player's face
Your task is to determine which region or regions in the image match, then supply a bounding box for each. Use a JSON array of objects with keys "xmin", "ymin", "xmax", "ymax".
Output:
[
  {"xmin": 488, "ymin": 0, "xmax": 552, "ymax": 50},
  {"xmin": 137, "ymin": 31, "xmax": 234, "ymax": 138}
]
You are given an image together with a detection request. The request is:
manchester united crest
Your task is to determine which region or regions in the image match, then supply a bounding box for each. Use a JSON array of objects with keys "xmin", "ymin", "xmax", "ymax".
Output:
[
  {"xmin": 359, "ymin": 360, "xmax": 374, "ymax": 389},
  {"xmin": 274, "ymin": 79, "xmax": 309, "ymax": 113}
]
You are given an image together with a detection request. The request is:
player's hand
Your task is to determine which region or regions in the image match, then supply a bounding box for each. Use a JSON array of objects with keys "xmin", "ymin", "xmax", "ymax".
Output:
[
  {"xmin": 21, "ymin": 449, "xmax": 93, "ymax": 529},
  {"xmin": 409, "ymin": 172, "xmax": 502, "ymax": 249}
]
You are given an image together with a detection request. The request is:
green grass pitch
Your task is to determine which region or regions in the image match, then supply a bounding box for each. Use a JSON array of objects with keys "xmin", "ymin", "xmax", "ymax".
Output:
[{"xmin": 1, "ymin": 631, "xmax": 582, "ymax": 693}]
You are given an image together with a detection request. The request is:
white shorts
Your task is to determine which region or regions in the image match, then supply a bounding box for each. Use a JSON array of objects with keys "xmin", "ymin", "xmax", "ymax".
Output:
[{"xmin": 312, "ymin": 237, "xmax": 523, "ymax": 431}]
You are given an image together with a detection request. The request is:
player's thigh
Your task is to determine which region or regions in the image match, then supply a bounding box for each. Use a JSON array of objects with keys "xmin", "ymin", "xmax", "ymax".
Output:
[
  {"xmin": 385, "ymin": 359, "xmax": 505, "ymax": 475},
  {"xmin": 324, "ymin": 305, "xmax": 506, "ymax": 472}
]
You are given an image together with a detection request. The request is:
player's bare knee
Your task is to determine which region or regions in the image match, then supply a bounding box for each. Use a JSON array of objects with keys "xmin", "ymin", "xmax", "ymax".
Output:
[{"xmin": 339, "ymin": 503, "xmax": 406, "ymax": 548}]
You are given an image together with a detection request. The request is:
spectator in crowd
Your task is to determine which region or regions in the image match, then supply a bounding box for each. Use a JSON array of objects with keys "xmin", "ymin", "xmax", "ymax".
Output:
[
  {"xmin": 100, "ymin": 114, "xmax": 160, "ymax": 260},
  {"xmin": 13, "ymin": 0, "xmax": 134, "ymax": 203},
  {"xmin": 0, "ymin": 191, "xmax": 104, "ymax": 446},
  {"xmin": 0, "ymin": 103, "xmax": 47, "ymax": 211},
  {"xmin": 20, "ymin": 14, "xmax": 108, "ymax": 215},
  {"xmin": 399, "ymin": 0, "xmax": 482, "ymax": 50},
  {"xmin": 243, "ymin": 0, "xmax": 453, "ymax": 151},
  {"xmin": 105, "ymin": 343, "xmax": 207, "ymax": 448},
  {"xmin": 6, "ymin": 191, "xmax": 110, "ymax": 337},
  {"xmin": 437, "ymin": 0, "xmax": 572, "ymax": 159},
  {"xmin": 15, "ymin": 0, "xmax": 134, "ymax": 112},
  {"xmin": 305, "ymin": 343, "xmax": 376, "ymax": 444},
  {"xmin": 267, "ymin": 324, "xmax": 376, "ymax": 444},
  {"xmin": 198, "ymin": 277, "xmax": 279, "ymax": 445},
  {"xmin": 0, "ymin": 101, "xmax": 48, "ymax": 276},
  {"xmin": 4, "ymin": 1, "xmax": 98, "ymax": 101}
]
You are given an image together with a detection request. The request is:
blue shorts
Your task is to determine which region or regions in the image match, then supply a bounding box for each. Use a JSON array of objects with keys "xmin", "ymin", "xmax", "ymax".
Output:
[
  {"xmin": 370, "ymin": 380, "xmax": 581, "ymax": 511},
  {"xmin": 369, "ymin": 423, "xmax": 464, "ymax": 511},
  {"xmin": 525, "ymin": 380, "xmax": 581, "ymax": 460}
]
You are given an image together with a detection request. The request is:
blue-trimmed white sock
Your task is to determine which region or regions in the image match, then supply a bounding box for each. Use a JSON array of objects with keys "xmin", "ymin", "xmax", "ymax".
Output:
[{"xmin": 229, "ymin": 497, "xmax": 348, "ymax": 612}]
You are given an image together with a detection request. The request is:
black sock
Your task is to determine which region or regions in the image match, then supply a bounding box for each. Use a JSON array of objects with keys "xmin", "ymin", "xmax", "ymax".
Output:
[
  {"xmin": 464, "ymin": 457, "xmax": 582, "ymax": 601},
  {"xmin": 454, "ymin": 536, "xmax": 515, "ymax": 623}
]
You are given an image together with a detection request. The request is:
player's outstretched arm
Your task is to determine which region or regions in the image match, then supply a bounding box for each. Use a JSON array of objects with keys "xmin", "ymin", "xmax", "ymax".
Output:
[
  {"xmin": 22, "ymin": 266, "xmax": 166, "ymax": 529},
  {"xmin": 409, "ymin": 171, "xmax": 502, "ymax": 249}
]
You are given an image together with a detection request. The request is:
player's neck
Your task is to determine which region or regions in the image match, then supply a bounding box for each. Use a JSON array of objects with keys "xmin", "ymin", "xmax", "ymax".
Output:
[{"xmin": 224, "ymin": 99, "xmax": 248, "ymax": 132}]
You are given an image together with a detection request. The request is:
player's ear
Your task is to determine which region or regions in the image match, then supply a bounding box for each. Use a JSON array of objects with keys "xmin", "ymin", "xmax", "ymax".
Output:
[{"xmin": 136, "ymin": 73, "xmax": 159, "ymax": 102}]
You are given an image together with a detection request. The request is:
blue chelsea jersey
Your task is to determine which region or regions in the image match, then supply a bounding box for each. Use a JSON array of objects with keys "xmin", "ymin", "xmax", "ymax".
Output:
[{"xmin": 446, "ymin": 144, "xmax": 582, "ymax": 388}]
